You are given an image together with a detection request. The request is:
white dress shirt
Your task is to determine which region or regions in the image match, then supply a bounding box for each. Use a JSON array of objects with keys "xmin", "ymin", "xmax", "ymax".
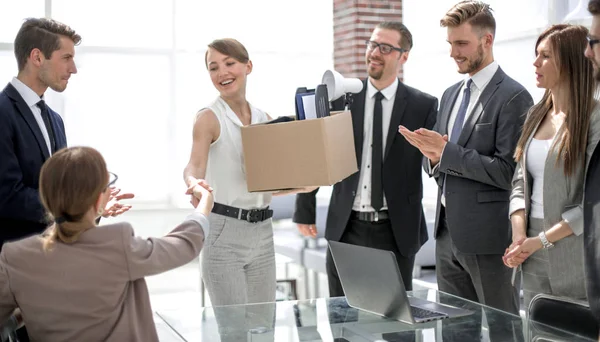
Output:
[
  {"xmin": 429, "ymin": 61, "xmax": 499, "ymax": 206},
  {"xmin": 352, "ymin": 78, "xmax": 398, "ymax": 212},
  {"xmin": 10, "ymin": 77, "xmax": 52, "ymax": 155}
]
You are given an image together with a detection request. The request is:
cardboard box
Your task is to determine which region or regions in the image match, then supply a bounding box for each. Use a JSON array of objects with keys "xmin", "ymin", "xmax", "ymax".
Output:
[{"xmin": 241, "ymin": 111, "xmax": 358, "ymax": 192}]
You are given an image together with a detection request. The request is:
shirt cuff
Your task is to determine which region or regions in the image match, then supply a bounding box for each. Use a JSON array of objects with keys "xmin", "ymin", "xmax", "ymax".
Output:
[{"xmin": 185, "ymin": 212, "xmax": 210, "ymax": 240}]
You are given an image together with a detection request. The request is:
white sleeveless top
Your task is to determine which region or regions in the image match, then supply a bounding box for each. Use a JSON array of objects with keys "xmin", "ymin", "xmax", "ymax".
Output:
[
  {"xmin": 526, "ymin": 138, "xmax": 554, "ymax": 219},
  {"xmin": 204, "ymin": 97, "xmax": 272, "ymax": 209}
]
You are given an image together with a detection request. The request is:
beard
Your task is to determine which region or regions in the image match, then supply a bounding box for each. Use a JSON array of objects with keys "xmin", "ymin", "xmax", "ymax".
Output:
[
  {"xmin": 594, "ymin": 65, "xmax": 600, "ymax": 82},
  {"xmin": 459, "ymin": 43, "xmax": 485, "ymax": 75},
  {"xmin": 366, "ymin": 56, "xmax": 384, "ymax": 80}
]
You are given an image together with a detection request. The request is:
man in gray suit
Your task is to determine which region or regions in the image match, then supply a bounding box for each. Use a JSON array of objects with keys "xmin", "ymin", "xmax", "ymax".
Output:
[
  {"xmin": 400, "ymin": 0, "xmax": 532, "ymax": 316},
  {"xmin": 584, "ymin": 0, "xmax": 600, "ymax": 326}
]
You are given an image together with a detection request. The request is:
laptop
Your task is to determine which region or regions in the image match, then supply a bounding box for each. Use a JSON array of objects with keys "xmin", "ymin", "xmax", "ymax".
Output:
[{"xmin": 328, "ymin": 241, "xmax": 473, "ymax": 324}]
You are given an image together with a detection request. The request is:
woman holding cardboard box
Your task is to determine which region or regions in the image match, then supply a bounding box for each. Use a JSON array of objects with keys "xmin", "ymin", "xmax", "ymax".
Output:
[{"xmin": 183, "ymin": 38, "xmax": 312, "ymax": 311}]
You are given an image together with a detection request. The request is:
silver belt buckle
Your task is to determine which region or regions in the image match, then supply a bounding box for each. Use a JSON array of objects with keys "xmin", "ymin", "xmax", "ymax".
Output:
[{"xmin": 374, "ymin": 211, "xmax": 379, "ymax": 222}]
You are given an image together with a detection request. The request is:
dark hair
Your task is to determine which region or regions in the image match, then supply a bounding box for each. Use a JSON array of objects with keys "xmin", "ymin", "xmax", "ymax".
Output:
[
  {"xmin": 204, "ymin": 38, "xmax": 249, "ymax": 68},
  {"xmin": 590, "ymin": 0, "xmax": 600, "ymax": 15},
  {"xmin": 376, "ymin": 22, "xmax": 413, "ymax": 51},
  {"xmin": 514, "ymin": 24, "xmax": 595, "ymax": 176},
  {"xmin": 39, "ymin": 146, "xmax": 108, "ymax": 251},
  {"xmin": 14, "ymin": 18, "xmax": 81, "ymax": 72},
  {"xmin": 440, "ymin": 1, "xmax": 496, "ymax": 36}
]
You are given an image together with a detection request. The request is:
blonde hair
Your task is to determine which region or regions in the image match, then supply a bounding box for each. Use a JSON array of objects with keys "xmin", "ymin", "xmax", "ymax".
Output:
[
  {"xmin": 39, "ymin": 146, "xmax": 108, "ymax": 251},
  {"xmin": 440, "ymin": 1, "xmax": 496, "ymax": 36}
]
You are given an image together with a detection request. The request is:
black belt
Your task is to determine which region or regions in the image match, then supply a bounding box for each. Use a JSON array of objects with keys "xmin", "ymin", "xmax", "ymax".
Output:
[
  {"xmin": 211, "ymin": 202, "xmax": 273, "ymax": 223},
  {"xmin": 351, "ymin": 210, "xmax": 389, "ymax": 222}
]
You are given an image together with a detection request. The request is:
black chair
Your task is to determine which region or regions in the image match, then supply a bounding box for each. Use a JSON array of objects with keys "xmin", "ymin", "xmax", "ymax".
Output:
[
  {"xmin": 0, "ymin": 314, "xmax": 20, "ymax": 342},
  {"xmin": 528, "ymin": 293, "xmax": 599, "ymax": 341}
]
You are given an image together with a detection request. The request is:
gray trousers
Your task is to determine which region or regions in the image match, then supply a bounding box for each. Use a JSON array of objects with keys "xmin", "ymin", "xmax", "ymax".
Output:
[
  {"xmin": 522, "ymin": 217, "xmax": 553, "ymax": 308},
  {"xmin": 436, "ymin": 207, "xmax": 523, "ymax": 341},
  {"xmin": 201, "ymin": 213, "xmax": 276, "ymax": 341}
]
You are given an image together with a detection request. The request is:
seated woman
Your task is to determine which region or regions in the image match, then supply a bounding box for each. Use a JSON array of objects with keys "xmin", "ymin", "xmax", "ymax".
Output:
[{"xmin": 0, "ymin": 146, "xmax": 213, "ymax": 341}]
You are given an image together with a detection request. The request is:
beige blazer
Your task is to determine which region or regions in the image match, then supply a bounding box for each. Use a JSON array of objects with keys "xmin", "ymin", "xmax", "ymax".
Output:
[
  {"xmin": 509, "ymin": 104, "xmax": 600, "ymax": 299},
  {"xmin": 0, "ymin": 214, "xmax": 207, "ymax": 342}
]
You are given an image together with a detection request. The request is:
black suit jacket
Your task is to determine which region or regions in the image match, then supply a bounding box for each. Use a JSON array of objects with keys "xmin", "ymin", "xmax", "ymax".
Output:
[
  {"xmin": 294, "ymin": 79, "xmax": 438, "ymax": 257},
  {"xmin": 425, "ymin": 67, "xmax": 533, "ymax": 255},
  {"xmin": 584, "ymin": 135, "xmax": 600, "ymax": 321},
  {"xmin": 0, "ymin": 83, "xmax": 67, "ymax": 245}
]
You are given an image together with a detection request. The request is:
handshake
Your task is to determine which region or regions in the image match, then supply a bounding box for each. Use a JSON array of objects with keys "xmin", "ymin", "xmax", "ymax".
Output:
[{"xmin": 185, "ymin": 179, "xmax": 215, "ymax": 215}]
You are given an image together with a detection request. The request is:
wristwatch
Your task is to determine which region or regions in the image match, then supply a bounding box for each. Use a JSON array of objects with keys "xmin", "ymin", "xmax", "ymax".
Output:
[{"xmin": 538, "ymin": 231, "xmax": 554, "ymax": 249}]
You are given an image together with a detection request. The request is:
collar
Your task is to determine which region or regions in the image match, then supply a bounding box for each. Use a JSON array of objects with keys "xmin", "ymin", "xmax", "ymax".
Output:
[
  {"xmin": 10, "ymin": 77, "xmax": 44, "ymax": 107},
  {"xmin": 468, "ymin": 60, "xmax": 498, "ymax": 91},
  {"xmin": 367, "ymin": 77, "xmax": 398, "ymax": 100}
]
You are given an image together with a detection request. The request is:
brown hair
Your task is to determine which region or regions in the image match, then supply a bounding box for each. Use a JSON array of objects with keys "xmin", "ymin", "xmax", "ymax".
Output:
[
  {"xmin": 204, "ymin": 38, "xmax": 249, "ymax": 68},
  {"xmin": 440, "ymin": 1, "xmax": 496, "ymax": 36},
  {"xmin": 514, "ymin": 24, "xmax": 595, "ymax": 176},
  {"xmin": 376, "ymin": 21, "xmax": 413, "ymax": 51},
  {"xmin": 40, "ymin": 146, "xmax": 108, "ymax": 251},
  {"xmin": 14, "ymin": 18, "xmax": 81, "ymax": 72},
  {"xmin": 590, "ymin": 0, "xmax": 600, "ymax": 15}
]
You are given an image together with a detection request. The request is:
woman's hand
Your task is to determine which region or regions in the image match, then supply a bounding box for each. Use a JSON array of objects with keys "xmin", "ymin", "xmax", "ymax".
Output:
[
  {"xmin": 186, "ymin": 179, "xmax": 213, "ymax": 208},
  {"xmin": 186, "ymin": 180, "xmax": 214, "ymax": 216},
  {"xmin": 503, "ymin": 237, "xmax": 543, "ymax": 268},
  {"xmin": 273, "ymin": 186, "xmax": 318, "ymax": 196}
]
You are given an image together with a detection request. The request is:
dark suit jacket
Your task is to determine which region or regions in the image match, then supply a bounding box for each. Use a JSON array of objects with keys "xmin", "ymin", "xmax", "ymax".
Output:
[
  {"xmin": 426, "ymin": 67, "xmax": 533, "ymax": 255},
  {"xmin": 294, "ymin": 79, "xmax": 438, "ymax": 257},
  {"xmin": 0, "ymin": 83, "xmax": 67, "ymax": 245},
  {"xmin": 584, "ymin": 111, "xmax": 600, "ymax": 321}
]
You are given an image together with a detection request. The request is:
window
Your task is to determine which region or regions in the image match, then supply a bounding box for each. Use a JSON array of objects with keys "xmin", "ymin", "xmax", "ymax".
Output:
[{"xmin": 0, "ymin": 0, "xmax": 334, "ymax": 209}]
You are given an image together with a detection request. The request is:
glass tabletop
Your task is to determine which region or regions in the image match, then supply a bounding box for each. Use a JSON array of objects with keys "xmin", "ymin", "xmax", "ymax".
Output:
[{"xmin": 156, "ymin": 289, "xmax": 595, "ymax": 342}]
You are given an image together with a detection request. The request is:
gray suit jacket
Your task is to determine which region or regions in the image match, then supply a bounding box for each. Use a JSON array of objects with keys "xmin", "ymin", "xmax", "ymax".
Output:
[
  {"xmin": 510, "ymin": 104, "xmax": 600, "ymax": 300},
  {"xmin": 427, "ymin": 67, "xmax": 533, "ymax": 254},
  {"xmin": 0, "ymin": 216, "xmax": 207, "ymax": 342}
]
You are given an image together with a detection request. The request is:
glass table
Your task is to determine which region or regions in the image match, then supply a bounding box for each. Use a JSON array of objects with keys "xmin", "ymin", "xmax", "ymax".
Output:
[{"xmin": 155, "ymin": 289, "xmax": 595, "ymax": 342}]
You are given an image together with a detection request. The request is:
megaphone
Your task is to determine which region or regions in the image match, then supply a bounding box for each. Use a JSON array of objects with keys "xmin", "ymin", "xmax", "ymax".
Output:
[{"xmin": 321, "ymin": 70, "xmax": 363, "ymax": 101}]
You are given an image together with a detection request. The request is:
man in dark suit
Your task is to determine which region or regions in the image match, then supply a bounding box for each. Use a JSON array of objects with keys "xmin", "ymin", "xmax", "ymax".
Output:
[
  {"xmin": 294, "ymin": 21, "xmax": 438, "ymax": 297},
  {"xmin": 584, "ymin": 0, "xmax": 600, "ymax": 328},
  {"xmin": 400, "ymin": 2, "xmax": 532, "ymax": 338},
  {"xmin": 0, "ymin": 18, "xmax": 132, "ymax": 251}
]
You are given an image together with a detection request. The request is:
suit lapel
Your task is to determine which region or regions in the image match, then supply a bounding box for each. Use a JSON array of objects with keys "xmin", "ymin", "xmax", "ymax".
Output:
[
  {"xmin": 352, "ymin": 81, "xmax": 367, "ymax": 167},
  {"xmin": 4, "ymin": 83, "xmax": 50, "ymax": 160},
  {"xmin": 457, "ymin": 67, "xmax": 505, "ymax": 146},
  {"xmin": 440, "ymin": 83, "xmax": 461, "ymax": 135},
  {"xmin": 384, "ymin": 80, "xmax": 408, "ymax": 160}
]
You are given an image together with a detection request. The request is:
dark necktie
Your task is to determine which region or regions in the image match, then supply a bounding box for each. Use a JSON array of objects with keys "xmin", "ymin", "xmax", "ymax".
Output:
[
  {"xmin": 450, "ymin": 79, "xmax": 473, "ymax": 143},
  {"xmin": 37, "ymin": 100, "xmax": 56, "ymax": 153},
  {"xmin": 443, "ymin": 79, "xmax": 473, "ymax": 198},
  {"xmin": 371, "ymin": 91, "xmax": 385, "ymax": 211}
]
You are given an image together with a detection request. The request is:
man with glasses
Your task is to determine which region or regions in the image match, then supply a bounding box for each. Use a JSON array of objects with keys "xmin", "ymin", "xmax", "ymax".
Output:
[
  {"xmin": 294, "ymin": 21, "xmax": 438, "ymax": 297},
  {"xmin": 584, "ymin": 0, "xmax": 600, "ymax": 331}
]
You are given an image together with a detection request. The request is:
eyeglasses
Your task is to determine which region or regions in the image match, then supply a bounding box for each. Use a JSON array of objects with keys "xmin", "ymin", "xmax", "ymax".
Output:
[
  {"xmin": 366, "ymin": 40, "xmax": 405, "ymax": 55},
  {"xmin": 105, "ymin": 172, "xmax": 118, "ymax": 190},
  {"xmin": 588, "ymin": 36, "xmax": 600, "ymax": 49}
]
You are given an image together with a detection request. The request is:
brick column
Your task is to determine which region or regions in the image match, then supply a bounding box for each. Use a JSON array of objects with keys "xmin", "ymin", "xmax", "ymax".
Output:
[{"xmin": 333, "ymin": 0, "xmax": 403, "ymax": 78}]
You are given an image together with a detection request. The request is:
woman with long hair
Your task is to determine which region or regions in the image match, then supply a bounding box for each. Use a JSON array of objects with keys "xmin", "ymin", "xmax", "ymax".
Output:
[{"xmin": 504, "ymin": 24, "xmax": 600, "ymax": 307}]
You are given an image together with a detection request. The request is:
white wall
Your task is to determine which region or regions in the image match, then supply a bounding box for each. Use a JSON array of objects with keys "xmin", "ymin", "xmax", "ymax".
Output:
[{"xmin": 403, "ymin": 0, "xmax": 592, "ymax": 201}]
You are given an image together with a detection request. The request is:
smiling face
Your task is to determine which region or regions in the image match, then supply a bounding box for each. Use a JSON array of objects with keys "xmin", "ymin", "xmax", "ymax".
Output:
[
  {"xmin": 447, "ymin": 22, "xmax": 491, "ymax": 76},
  {"xmin": 36, "ymin": 35, "xmax": 78, "ymax": 93},
  {"xmin": 365, "ymin": 27, "xmax": 408, "ymax": 87},
  {"xmin": 206, "ymin": 48, "xmax": 252, "ymax": 98},
  {"xmin": 533, "ymin": 38, "xmax": 560, "ymax": 90}
]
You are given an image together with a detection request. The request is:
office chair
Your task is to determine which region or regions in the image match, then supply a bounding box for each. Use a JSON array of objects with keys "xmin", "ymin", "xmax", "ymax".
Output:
[
  {"xmin": 528, "ymin": 293, "xmax": 599, "ymax": 341},
  {"xmin": 0, "ymin": 314, "xmax": 20, "ymax": 342}
]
